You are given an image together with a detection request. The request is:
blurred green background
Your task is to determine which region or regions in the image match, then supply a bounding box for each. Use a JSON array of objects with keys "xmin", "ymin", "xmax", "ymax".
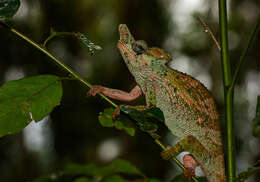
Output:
[{"xmin": 0, "ymin": 0, "xmax": 260, "ymax": 181}]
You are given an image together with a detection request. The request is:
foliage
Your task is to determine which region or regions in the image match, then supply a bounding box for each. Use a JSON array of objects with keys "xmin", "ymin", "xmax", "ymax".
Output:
[
  {"xmin": 0, "ymin": 75, "xmax": 62, "ymax": 137},
  {"xmin": 236, "ymin": 167, "xmax": 260, "ymax": 182},
  {"xmin": 98, "ymin": 107, "xmax": 136, "ymax": 136},
  {"xmin": 43, "ymin": 28, "xmax": 102, "ymax": 55},
  {"xmin": 98, "ymin": 106, "xmax": 164, "ymax": 137},
  {"xmin": 32, "ymin": 159, "xmax": 161, "ymax": 182}
]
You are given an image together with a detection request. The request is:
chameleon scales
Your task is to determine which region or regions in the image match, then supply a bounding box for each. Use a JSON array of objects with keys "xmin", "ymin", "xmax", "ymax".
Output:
[{"xmin": 88, "ymin": 24, "xmax": 226, "ymax": 182}]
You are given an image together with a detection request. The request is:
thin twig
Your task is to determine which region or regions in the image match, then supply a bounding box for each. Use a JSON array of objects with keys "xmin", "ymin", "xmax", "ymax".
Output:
[
  {"xmin": 43, "ymin": 29, "xmax": 74, "ymax": 47},
  {"xmin": 229, "ymin": 14, "xmax": 260, "ymax": 91},
  {"xmin": 196, "ymin": 16, "xmax": 221, "ymax": 51}
]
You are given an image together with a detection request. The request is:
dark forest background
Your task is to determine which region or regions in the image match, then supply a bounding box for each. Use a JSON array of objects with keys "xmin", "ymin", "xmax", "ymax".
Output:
[{"xmin": 0, "ymin": 0, "xmax": 259, "ymax": 181}]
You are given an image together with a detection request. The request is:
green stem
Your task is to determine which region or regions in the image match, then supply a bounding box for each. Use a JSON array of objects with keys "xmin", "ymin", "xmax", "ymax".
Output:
[
  {"xmin": 229, "ymin": 14, "xmax": 260, "ymax": 91},
  {"xmin": 43, "ymin": 30, "xmax": 74, "ymax": 47},
  {"xmin": 218, "ymin": 0, "xmax": 235, "ymax": 181},
  {"xmin": 0, "ymin": 21, "xmax": 199, "ymax": 181}
]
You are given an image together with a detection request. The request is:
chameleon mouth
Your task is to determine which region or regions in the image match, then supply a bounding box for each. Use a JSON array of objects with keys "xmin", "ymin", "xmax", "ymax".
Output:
[{"xmin": 117, "ymin": 40, "xmax": 137, "ymax": 62}]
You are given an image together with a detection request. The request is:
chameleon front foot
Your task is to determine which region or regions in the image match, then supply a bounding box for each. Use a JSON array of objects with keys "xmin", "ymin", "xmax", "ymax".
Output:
[
  {"xmin": 112, "ymin": 106, "xmax": 121, "ymax": 118},
  {"xmin": 88, "ymin": 85, "xmax": 104, "ymax": 96}
]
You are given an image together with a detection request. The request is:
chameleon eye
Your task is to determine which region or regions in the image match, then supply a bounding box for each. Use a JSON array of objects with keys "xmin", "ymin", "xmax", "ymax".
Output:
[
  {"xmin": 134, "ymin": 45, "xmax": 145, "ymax": 55},
  {"xmin": 133, "ymin": 40, "xmax": 148, "ymax": 55}
]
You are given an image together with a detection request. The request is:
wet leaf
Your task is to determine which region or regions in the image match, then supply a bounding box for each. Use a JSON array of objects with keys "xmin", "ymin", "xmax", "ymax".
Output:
[
  {"xmin": 74, "ymin": 32, "xmax": 102, "ymax": 55},
  {"xmin": 0, "ymin": 75, "xmax": 62, "ymax": 137}
]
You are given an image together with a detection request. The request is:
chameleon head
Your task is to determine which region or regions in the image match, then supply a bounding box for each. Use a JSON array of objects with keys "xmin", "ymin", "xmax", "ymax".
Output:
[
  {"xmin": 117, "ymin": 24, "xmax": 172, "ymax": 73},
  {"xmin": 117, "ymin": 24, "xmax": 139, "ymax": 67}
]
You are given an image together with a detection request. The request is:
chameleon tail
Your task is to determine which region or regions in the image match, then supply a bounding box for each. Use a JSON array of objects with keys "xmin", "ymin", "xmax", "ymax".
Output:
[{"xmin": 201, "ymin": 154, "xmax": 226, "ymax": 182}]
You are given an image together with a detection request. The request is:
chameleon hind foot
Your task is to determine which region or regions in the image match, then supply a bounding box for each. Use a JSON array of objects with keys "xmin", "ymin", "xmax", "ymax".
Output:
[
  {"xmin": 161, "ymin": 148, "xmax": 199, "ymax": 180},
  {"xmin": 183, "ymin": 154, "xmax": 199, "ymax": 180}
]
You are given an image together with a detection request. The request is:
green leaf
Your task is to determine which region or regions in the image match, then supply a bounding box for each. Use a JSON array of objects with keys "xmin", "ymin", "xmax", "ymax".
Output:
[
  {"xmin": 98, "ymin": 108, "xmax": 115, "ymax": 127},
  {"xmin": 31, "ymin": 172, "xmax": 64, "ymax": 182},
  {"xmin": 236, "ymin": 167, "xmax": 260, "ymax": 182},
  {"xmin": 0, "ymin": 75, "xmax": 62, "ymax": 137},
  {"xmin": 0, "ymin": 0, "xmax": 20, "ymax": 18},
  {"xmin": 120, "ymin": 105, "xmax": 164, "ymax": 122},
  {"xmin": 65, "ymin": 159, "xmax": 144, "ymax": 178},
  {"xmin": 104, "ymin": 175, "xmax": 127, "ymax": 182},
  {"xmin": 110, "ymin": 159, "xmax": 143, "ymax": 176},
  {"xmin": 98, "ymin": 108, "xmax": 136, "ymax": 136},
  {"xmin": 74, "ymin": 32, "xmax": 102, "ymax": 55},
  {"xmin": 73, "ymin": 177, "xmax": 91, "ymax": 182},
  {"xmin": 119, "ymin": 105, "xmax": 160, "ymax": 133},
  {"xmin": 65, "ymin": 163, "xmax": 114, "ymax": 177},
  {"xmin": 253, "ymin": 95, "xmax": 260, "ymax": 137},
  {"xmin": 65, "ymin": 163, "xmax": 100, "ymax": 176}
]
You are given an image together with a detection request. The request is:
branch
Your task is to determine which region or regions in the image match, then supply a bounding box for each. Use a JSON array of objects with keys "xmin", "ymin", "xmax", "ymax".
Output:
[
  {"xmin": 218, "ymin": 0, "xmax": 235, "ymax": 181},
  {"xmin": 196, "ymin": 16, "xmax": 221, "ymax": 51}
]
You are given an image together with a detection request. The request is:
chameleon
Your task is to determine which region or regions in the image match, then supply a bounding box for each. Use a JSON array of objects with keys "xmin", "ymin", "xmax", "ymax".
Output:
[{"xmin": 88, "ymin": 24, "xmax": 226, "ymax": 182}]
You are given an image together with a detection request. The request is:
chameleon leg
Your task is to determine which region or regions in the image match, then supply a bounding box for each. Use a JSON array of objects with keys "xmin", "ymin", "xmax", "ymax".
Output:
[
  {"xmin": 88, "ymin": 85, "xmax": 142, "ymax": 102},
  {"xmin": 161, "ymin": 136, "xmax": 210, "ymax": 179},
  {"xmin": 183, "ymin": 154, "xmax": 199, "ymax": 179}
]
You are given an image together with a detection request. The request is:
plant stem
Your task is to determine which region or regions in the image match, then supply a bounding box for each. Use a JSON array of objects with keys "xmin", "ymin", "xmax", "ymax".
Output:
[
  {"xmin": 43, "ymin": 30, "xmax": 74, "ymax": 47},
  {"xmin": 218, "ymin": 0, "xmax": 235, "ymax": 181},
  {"xmin": 229, "ymin": 14, "xmax": 260, "ymax": 91}
]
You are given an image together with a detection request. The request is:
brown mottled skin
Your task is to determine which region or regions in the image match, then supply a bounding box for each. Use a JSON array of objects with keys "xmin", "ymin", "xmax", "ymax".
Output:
[{"xmin": 89, "ymin": 24, "xmax": 226, "ymax": 182}]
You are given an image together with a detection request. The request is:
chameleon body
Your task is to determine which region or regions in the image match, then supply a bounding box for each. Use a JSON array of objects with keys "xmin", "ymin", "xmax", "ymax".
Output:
[{"xmin": 89, "ymin": 24, "xmax": 226, "ymax": 182}]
